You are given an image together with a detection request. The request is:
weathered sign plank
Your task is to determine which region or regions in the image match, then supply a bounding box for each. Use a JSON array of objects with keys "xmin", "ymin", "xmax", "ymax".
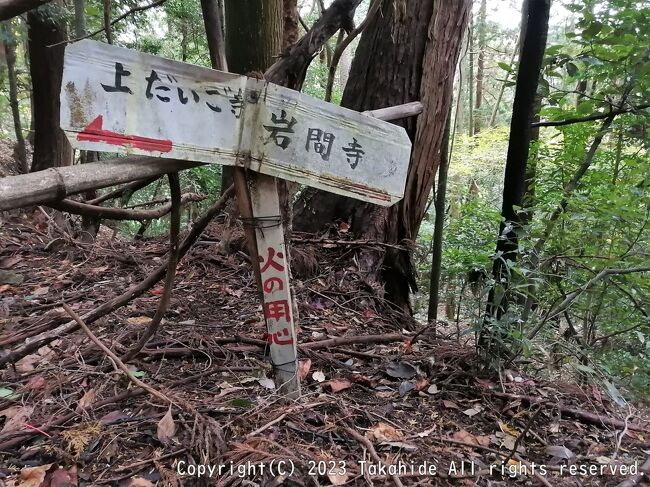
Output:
[{"xmin": 60, "ymin": 40, "xmax": 411, "ymax": 206}]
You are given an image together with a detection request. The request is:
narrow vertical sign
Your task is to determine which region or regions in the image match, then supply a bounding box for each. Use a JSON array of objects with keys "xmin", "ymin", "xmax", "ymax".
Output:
[{"xmin": 250, "ymin": 175, "xmax": 299, "ymax": 395}]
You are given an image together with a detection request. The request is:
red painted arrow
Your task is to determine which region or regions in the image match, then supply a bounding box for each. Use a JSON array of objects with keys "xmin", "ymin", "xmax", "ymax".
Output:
[{"xmin": 77, "ymin": 115, "xmax": 173, "ymax": 153}]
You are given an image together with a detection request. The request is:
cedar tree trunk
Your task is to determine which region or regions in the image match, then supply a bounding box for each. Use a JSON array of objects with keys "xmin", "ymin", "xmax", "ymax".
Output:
[
  {"xmin": 294, "ymin": 0, "xmax": 470, "ymax": 313},
  {"xmin": 27, "ymin": 7, "xmax": 72, "ymax": 172}
]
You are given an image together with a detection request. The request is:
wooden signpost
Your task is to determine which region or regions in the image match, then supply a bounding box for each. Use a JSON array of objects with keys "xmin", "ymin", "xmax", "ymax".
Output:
[{"xmin": 60, "ymin": 40, "xmax": 413, "ymax": 397}]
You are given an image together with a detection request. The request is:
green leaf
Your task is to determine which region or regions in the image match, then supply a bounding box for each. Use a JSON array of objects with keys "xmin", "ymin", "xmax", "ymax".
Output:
[
  {"xmin": 566, "ymin": 62, "xmax": 579, "ymax": 77},
  {"xmin": 583, "ymin": 21, "xmax": 603, "ymax": 38},
  {"xmin": 0, "ymin": 387, "xmax": 18, "ymax": 399},
  {"xmin": 575, "ymin": 364, "xmax": 597, "ymax": 375},
  {"xmin": 228, "ymin": 398, "xmax": 254, "ymax": 409},
  {"xmin": 497, "ymin": 62, "xmax": 512, "ymax": 72}
]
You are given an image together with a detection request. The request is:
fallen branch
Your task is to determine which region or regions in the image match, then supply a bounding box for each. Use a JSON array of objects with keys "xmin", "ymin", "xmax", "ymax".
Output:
[
  {"xmin": 301, "ymin": 333, "xmax": 404, "ymax": 349},
  {"xmin": 0, "ymin": 185, "xmax": 234, "ymax": 367},
  {"xmin": 0, "ymin": 156, "xmax": 202, "ymax": 211},
  {"xmin": 50, "ymin": 191, "xmax": 204, "ymax": 221},
  {"xmin": 532, "ymin": 103, "xmax": 650, "ymax": 128},
  {"xmin": 491, "ymin": 392, "xmax": 650, "ymax": 433},
  {"xmin": 63, "ymin": 303, "xmax": 175, "ymax": 406}
]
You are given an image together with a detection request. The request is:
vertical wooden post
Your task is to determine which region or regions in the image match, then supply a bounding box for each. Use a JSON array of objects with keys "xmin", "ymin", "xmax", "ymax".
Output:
[{"xmin": 248, "ymin": 173, "xmax": 300, "ymax": 397}]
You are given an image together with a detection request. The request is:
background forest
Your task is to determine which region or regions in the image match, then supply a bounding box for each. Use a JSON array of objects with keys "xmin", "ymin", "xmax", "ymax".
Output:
[{"xmin": 0, "ymin": 0, "xmax": 648, "ymax": 400}]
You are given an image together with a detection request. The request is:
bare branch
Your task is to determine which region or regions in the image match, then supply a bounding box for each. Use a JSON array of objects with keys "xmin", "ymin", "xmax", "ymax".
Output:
[
  {"xmin": 121, "ymin": 173, "xmax": 182, "ymax": 361},
  {"xmin": 50, "ymin": 0, "xmax": 167, "ymax": 47},
  {"xmin": 50, "ymin": 192, "xmax": 204, "ymax": 221},
  {"xmin": 532, "ymin": 103, "xmax": 650, "ymax": 128},
  {"xmin": 324, "ymin": 0, "xmax": 381, "ymax": 102}
]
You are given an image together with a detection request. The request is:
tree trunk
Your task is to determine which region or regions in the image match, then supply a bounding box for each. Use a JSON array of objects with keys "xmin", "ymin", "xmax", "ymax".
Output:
[
  {"xmin": 427, "ymin": 105, "xmax": 452, "ymax": 323},
  {"xmin": 282, "ymin": 0, "xmax": 298, "ymax": 49},
  {"xmin": 468, "ymin": 17, "xmax": 474, "ymax": 137},
  {"xmin": 221, "ymin": 0, "xmax": 283, "ymax": 192},
  {"xmin": 2, "ymin": 21, "xmax": 28, "ymax": 174},
  {"xmin": 224, "ymin": 0, "xmax": 282, "ymax": 75},
  {"xmin": 474, "ymin": 0, "xmax": 486, "ymax": 134},
  {"xmin": 201, "ymin": 0, "xmax": 227, "ymax": 70},
  {"xmin": 27, "ymin": 7, "xmax": 72, "ymax": 172},
  {"xmin": 481, "ymin": 0, "xmax": 550, "ymax": 353},
  {"xmin": 73, "ymin": 0, "xmax": 85, "ymax": 37},
  {"xmin": 294, "ymin": 0, "xmax": 470, "ymax": 313}
]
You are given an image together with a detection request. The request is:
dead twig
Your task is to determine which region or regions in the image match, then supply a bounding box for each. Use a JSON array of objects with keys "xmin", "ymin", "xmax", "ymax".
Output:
[
  {"xmin": 246, "ymin": 413, "xmax": 288, "ymax": 438},
  {"xmin": 301, "ymin": 333, "xmax": 404, "ymax": 349},
  {"xmin": 343, "ymin": 426, "xmax": 405, "ymax": 487},
  {"xmin": 293, "ymin": 236, "xmax": 409, "ymax": 251},
  {"xmin": 122, "ymin": 172, "xmax": 181, "ymax": 360},
  {"xmin": 63, "ymin": 303, "xmax": 176, "ymax": 406}
]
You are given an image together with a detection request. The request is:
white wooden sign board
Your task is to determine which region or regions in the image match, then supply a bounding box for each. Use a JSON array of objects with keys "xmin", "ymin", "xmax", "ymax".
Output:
[{"xmin": 60, "ymin": 40, "xmax": 411, "ymax": 206}]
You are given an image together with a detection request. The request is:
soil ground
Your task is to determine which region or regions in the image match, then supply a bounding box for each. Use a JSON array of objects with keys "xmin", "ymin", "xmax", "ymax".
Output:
[{"xmin": 0, "ymin": 214, "xmax": 648, "ymax": 487}]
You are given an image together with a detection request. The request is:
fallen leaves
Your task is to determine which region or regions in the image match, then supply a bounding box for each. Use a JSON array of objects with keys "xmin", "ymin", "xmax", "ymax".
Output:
[
  {"xmin": 157, "ymin": 406, "xmax": 176, "ymax": 444},
  {"xmin": 125, "ymin": 478, "xmax": 155, "ymax": 487},
  {"xmin": 76, "ymin": 389, "xmax": 96, "ymax": 412},
  {"xmin": 367, "ymin": 422, "xmax": 403, "ymax": 443},
  {"xmin": 127, "ymin": 316, "xmax": 151, "ymax": 326},
  {"xmin": 257, "ymin": 377, "xmax": 276, "ymax": 390},
  {"xmin": 4, "ymin": 464, "xmax": 52, "ymax": 487},
  {"xmin": 325, "ymin": 378, "xmax": 352, "ymax": 393},
  {"xmin": 312, "ymin": 370, "xmax": 326, "ymax": 383},
  {"xmin": 0, "ymin": 405, "xmax": 34, "ymax": 433},
  {"xmin": 545, "ymin": 445, "xmax": 576, "ymax": 459},
  {"xmin": 385, "ymin": 361, "xmax": 417, "ymax": 379},
  {"xmin": 298, "ymin": 359, "xmax": 312, "ymax": 381},
  {"xmin": 452, "ymin": 430, "xmax": 490, "ymax": 447}
]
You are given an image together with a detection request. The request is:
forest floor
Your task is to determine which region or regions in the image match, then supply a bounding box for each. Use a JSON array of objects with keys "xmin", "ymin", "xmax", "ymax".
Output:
[{"xmin": 0, "ymin": 213, "xmax": 649, "ymax": 487}]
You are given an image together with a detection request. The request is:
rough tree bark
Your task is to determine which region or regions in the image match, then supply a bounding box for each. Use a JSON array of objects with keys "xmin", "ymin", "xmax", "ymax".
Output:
[
  {"xmin": 481, "ymin": 0, "xmax": 550, "ymax": 350},
  {"xmin": 27, "ymin": 6, "xmax": 72, "ymax": 172},
  {"xmin": 474, "ymin": 0, "xmax": 486, "ymax": 134},
  {"xmin": 282, "ymin": 0, "xmax": 299, "ymax": 49},
  {"xmin": 201, "ymin": 0, "xmax": 226, "ymax": 70},
  {"xmin": 224, "ymin": 0, "xmax": 282, "ymax": 75},
  {"xmin": 221, "ymin": 0, "xmax": 283, "ymax": 193},
  {"xmin": 294, "ymin": 0, "xmax": 470, "ymax": 312},
  {"xmin": 1, "ymin": 20, "xmax": 28, "ymax": 173}
]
